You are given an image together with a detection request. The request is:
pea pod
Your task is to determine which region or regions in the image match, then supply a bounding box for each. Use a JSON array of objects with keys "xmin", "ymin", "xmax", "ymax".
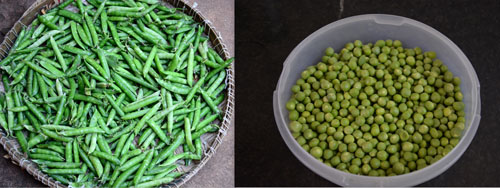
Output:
[
  {"xmin": 10, "ymin": 64, "xmax": 29, "ymax": 86},
  {"xmin": 122, "ymin": 91, "xmax": 160, "ymax": 112},
  {"xmin": 84, "ymin": 13, "xmax": 99, "ymax": 47},
  {"xmin": 53, "ymin": 95, "xmax": 67, "ymax": 125},
  {"xmin": 0, "ymin": 103, "xmax": 8, "ymax": 134},
  {"xmin": 23, "ymin": 97, "xmax": 47, "ymax": 124},
  {"xmin": 146, "ymin": 120, "xmax": 169, "ymax": 144},
  {"xmin": 58, "ymin": 9, "xmax": 83, "ymax": 24},
  {"xmin": 15, "ymin": 131, "xmax": 28, "ymax": 153},
  {"xmin": 111, "ymin": 73, "xmax": 137, "ymax": 101},
  {"xmin": 35, "ymin": 161, "xmax": 81, "ymax": 169},
  {"xmin": 134, "ymin": 102, "xmax": 161, "ymax": 134},
  {"xmin": 28, "ymin": 134, "xmax": 49, "ymax": 148},
  {"xmin": 152, "ymin": 132, "xmax": 184, "ymax": 166},
  {"xmin": 27, "ymin": 30, "xmax": 62, "ymax": 49},
  {"xmin": 38, "ymin": 15, "xmax": 59, "ymax": 30},
  {"xmin": 184, "ymin": 117, "xmax": 195, "ymax": 151},
  {"xmin": 30, "ymin": 153, "xmax": 64, "ymax": 162},
  {"xmin": 132, "ymin": 149, "xmax": 154, "ymax": 186},
  {"xmin": 0, "ymin": 1, "xmax": 233, "ymax": 186},
  {"xmin": 60, "ymin": 127, "xmax": 105, "ymax": 136},
  {"xmin": 142, "ymin": 45, "xmax": 157, "ymax": 76},
  {"xmin": 90, "ymin": 151, "xmax": 120, "ymax": 165},
  {"xmin": 25, "ymin": 61, "xmax": 63, "ymax": 79}
]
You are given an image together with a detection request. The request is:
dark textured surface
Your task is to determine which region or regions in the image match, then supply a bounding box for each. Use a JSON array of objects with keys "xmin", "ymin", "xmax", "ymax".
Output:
[
  {"xmin": 0, "ymin": 0, "xmax": 234, "ymax": 187},
  {"xmin": 235, "ymin": 0, "xmax": 500, "ymax": 186},
  {"xmin": 0, "ymin": 0, "xmax": 33, "ymax": 44},
  {"xmin": 0, "ymin": 0, "xmax": 47, "ymax": 186}
]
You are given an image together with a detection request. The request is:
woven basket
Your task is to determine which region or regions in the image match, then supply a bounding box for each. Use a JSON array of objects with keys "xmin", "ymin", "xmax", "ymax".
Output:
[{"xmin": 0, "ymin": 0, "xmax": 235, "ymax": 187}]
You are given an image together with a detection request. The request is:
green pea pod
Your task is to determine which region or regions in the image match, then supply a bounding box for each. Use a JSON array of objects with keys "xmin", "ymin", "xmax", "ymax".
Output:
[
  {"xmin": 75, "ymin": 0, "xmax": 84, "ymax": 13},
  {"xmin": 35, "ymin": 161, "xmax": 81, "ymax": 169},
  {"xmin": 122, "ymin": 91, "xmax": 160, "ymax": 112},
  {"xmin": 42, "ymin": 128, "xmax": 73, "ymax": 142},
  {"xmin": 96, "ymin": 134, "xmax": 112, "ymax": 154},
  {"xmin": 132, "ymin": 149, "xmax": 154, "ymax": 186},
  {"xmin": 104, "ymin": 93, "xmax": 125, "ymax": 117},
  {"xmin": 134, "ymin": 102, "xmax": 161, "ymax": 134},
  {"xmin": 107, "ymin": 123, "xmax": 135, "ymax": 143},
  {"xmin": 10, "ymin": 64, "xmax": 28, "ymax": 86},
  {"xmin": 147, "ymin": 120, "xmax": 169, "ymax": 144},
  {"xmin": 114, "ymin": 67, "xmax": 157, "ymax": 90},
  {"xmin": 187, "ymin": 47, "xmax": 195, "ymax": 86},
  {"xmin": 185, "ymin": 76, "xmax": 206, "ymax": 103},
  {"xmin": 144, "ymin": 165, "xmax": 176, "ymax": 176},
  {"xmin": 11, "ymin": 27, "xmax": 27, "ymax": 50},
  {"xmin": 156, "ymin": 78, "xmax": 190, "ymax": 95},
  {"xmin": 30, "ymin": 148, "xmax": 61, "ymax": 157},
  {"xmin": 25, "ymin": 61, "xmax": 62, "ymax": 79},
  {"xmin": 138, "ymin": 128, "xmax": 153, "ymax": 146},
  {"xmin": 118, "ymin": 152, "xmax": 147, "ymax": 171},
  {"xmin": 38, "ymin": 15, "xmax": 59, "ymax": 30},
  {"xmin": 78, "ymin": 146, "xmax": 96, "ymax": 173},
  {"xmin": 60, "ymin": 127, "xmax": 105, "ymax": 136},
  {"xmin": 119, "ymin": 132, "xmax": 136, "ymax": 157},
  {"xmin": 93, "ymin": 0, "xmax": 107, "ymax": 22},
  {"xmin": 73, "ymin": 94, "xmax": 104, "ymax": 105},
  {"xmin": 111, "ymin": 73, "xmax": 137, "ymax": 101},
  {"xmin": 184, "ymin": 117, "xmax": 195, "ymax": 151},
  {"xmin": 41, "ymin": 125, "xmax": 73, "ymax": 131},
  {"xmin": 196, "ymin": 124, "xmax": 219, "ymax": 137},
  {"xmin": 30, "ymin": 153, "xmax": 64, "ymax": 162},
  {"xmin": 43, "ymin": 168, "xmax": 85, "ymax": 175},
  {"xmin": 88, "ymin": 148, "xmax": 103, "ymax": 177},
  {"xmin": 84, "ymin": 56, "xmax": 109, "ymax": 80},
  {"xmin": 56, "ymin": 0, "xmax": 74, "ymax": 9},
  {"xmin": 53, "ymin": 95, "xmax": 67, "ymax": 125},
  {"xmin": 159, "ymin": 152, "xmax": 188, "ymax": 167},
  {"xmin": 65, "ymin": 142, "xmax": 73, "ymax": 163},
  {"xmin": 0, "ymin": 103, "xmax": 8, "ymax": 134},
  {"xmin": 113, "ymin": 164, "xmax": 140, "ymax": 188},
  {"xmin": 15, "ymin": 130, "xmax": 28, "ymax": 153},
  {"xmin": 142, "ymin": 45, "xmax": 158, "ymax": 76},
  {"xmin": 28, "ymin": 30, "xmax": 62, "ymax": 49},
  {"xmin": 121, "ymin": 108, "xmax": 150, "ymax": 120},
  {"xmin": 84, "ymin": 13, "xmax": 99, "ymax": 47},
  {"xmin": 206, "ymin": 57, "xmax": 234, "ymax": 80},
  {"xmin": 23, "ymin": 97, "xmax": 47, "ymax": 124},
  {"xmin": 90, "ymin": 151, "xmax": 120, "ymax": 165},
  {"xmin": 72, "ymin": 140, "xmax": 80, "ymax": 163},
  {"xmin": 114, "ymin": 133, "xmax": 129, "ymax": 158},
  {"xmin": 152, "ymin": 132, "xmax": 184, "ymax": 166},
  {"xmin": 58, "ymin": 9, "xmax": 83, "ymax": 24}
]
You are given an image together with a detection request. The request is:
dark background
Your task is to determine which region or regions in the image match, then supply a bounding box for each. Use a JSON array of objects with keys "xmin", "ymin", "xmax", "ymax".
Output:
[
  {"xmin": 236, "ymin": 0, "xmax": 500, "ymax": 186},
  {"xmin": 0, "ymin": 0, "xmax": 47, "ymax": 186}
]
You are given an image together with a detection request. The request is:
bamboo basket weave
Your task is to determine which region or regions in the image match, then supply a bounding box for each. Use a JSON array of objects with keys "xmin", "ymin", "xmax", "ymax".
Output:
[{"xmin": 0, "ymin": 0, "xmax": 235, "ymax": 187}]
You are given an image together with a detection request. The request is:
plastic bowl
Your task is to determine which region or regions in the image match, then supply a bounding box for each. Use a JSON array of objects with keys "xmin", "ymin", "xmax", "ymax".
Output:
[{"xmin": 273, "ymin": 14, "xmax": 481, "ymax": 186}]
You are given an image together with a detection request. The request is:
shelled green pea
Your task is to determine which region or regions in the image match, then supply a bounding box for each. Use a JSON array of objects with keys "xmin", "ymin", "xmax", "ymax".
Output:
[{"xmin": 286, "ymin": 39, "xmax": 465, "ymax": 176}]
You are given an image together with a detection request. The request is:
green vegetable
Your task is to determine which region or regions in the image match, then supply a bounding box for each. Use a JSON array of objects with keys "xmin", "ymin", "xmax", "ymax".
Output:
[
  {"xmin": 0, "ymin": 0, "xmax": 232, "ymax": 186},
  {"xmin": 286, "ymin": 39, "xmax": 465, "ymax": 176}
]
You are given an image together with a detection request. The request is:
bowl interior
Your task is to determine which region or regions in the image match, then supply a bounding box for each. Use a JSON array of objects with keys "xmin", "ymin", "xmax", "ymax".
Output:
[{"xmin": 274, "ymin": 14, "xmax": 480, "ymax": 186}]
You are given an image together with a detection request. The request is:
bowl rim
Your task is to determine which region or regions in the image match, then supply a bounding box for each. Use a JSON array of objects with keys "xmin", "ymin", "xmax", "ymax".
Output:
[{"xmin": 273, "ymin": 14, "xmax": 481, "ymax": 186}]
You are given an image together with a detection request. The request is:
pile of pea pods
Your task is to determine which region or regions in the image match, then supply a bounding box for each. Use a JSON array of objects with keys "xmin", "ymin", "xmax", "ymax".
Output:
[
  {"xmin": 286, "ymin": 39, "xmax": 465, "ymax": 176},
  {"xmin": 0, "ymin": 0, "xmax": 233, "ymax": 187}
]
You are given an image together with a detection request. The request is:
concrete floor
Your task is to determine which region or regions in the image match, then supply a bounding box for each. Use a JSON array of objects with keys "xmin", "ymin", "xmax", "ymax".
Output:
[{"xmin": 0, "ymin": 0, "xmax": 234, "ymax": 187}]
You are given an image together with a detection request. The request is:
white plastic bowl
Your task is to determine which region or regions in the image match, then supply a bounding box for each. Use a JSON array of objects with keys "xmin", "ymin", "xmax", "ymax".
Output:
[{"xmin": 273, "ymin": 14, "xmax": 481, "ymax": 186}]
